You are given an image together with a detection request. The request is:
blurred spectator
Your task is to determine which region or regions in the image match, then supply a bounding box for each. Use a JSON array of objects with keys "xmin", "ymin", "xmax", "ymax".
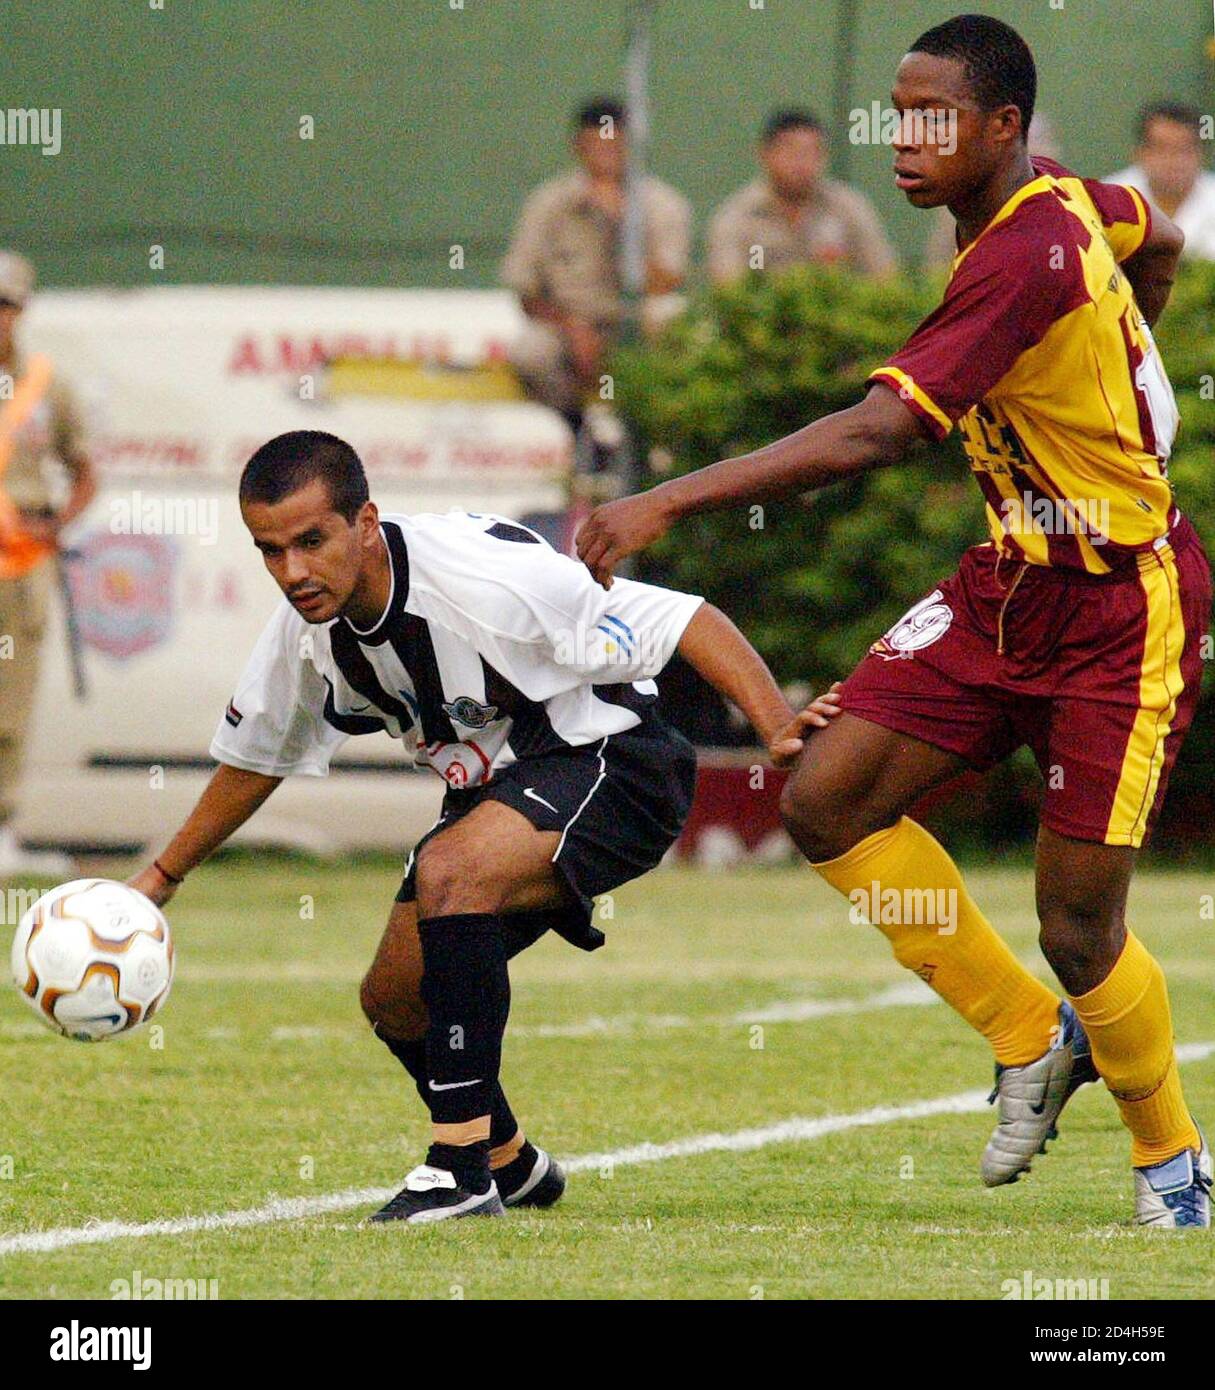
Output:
[
  {"xmin": 924, "ymin": 113, "xmax": 1061, "ymax": 268},
  {"xmin": 1107, "ymin": 102, "xmax": 1215, "ymax": 261},
  {"xmin": 707, "ymin": 109, "xmax": 898, "ymax": 283},
  {"xmin": 0, "ymin": 251, "xmax": 95, "ymax": 877},
  {"xmin": 501, "ymin": 98, "xmax": 691, "ymax": 431}
]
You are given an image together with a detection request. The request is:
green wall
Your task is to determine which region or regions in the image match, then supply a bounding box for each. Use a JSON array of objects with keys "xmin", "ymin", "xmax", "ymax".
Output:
[{"xmin": 3, "ymin": 0, "xmax": 1211, "ymax": 288}]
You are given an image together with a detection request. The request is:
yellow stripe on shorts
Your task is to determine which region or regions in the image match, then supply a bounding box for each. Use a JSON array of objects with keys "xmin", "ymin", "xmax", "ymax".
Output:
[{"xmin": 1105, "ymin": 546, "xmax": 1186, "ymax": 847}]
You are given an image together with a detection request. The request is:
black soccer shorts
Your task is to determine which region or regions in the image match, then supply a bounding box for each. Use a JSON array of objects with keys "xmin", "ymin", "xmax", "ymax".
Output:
[{"xmin": 396, "ymin": 712, "xmax": 697, "ymax": 953}]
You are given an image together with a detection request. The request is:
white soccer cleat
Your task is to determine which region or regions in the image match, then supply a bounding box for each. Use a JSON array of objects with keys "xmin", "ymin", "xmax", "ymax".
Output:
[
  {"xmin": 1134, "ymin": 1129, "xmax": 1212, "ymax": 1229},
  {"xmin": 981, "ymin": 1001, "xmax": 1098, "ymax": 1187}
]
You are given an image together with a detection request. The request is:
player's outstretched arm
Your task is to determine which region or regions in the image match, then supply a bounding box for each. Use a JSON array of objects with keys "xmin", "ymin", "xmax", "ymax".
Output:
[
  {"xmin": 577, "ymin": 384, "xmax": 925, "ymax": 587},
  {"xmin": 1122, "ymin": 207, "xmax": 1185, "ymax": 328},
  {"xmin": 677, "ymin": 602, "xmax": 841, "ymax": 767},
  {"xmin": 128, "ymin": 763, "xmax": 282, "ymax": 907}
]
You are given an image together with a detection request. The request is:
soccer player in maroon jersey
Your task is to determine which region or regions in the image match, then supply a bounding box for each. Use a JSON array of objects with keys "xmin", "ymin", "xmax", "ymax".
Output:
[{"xmin": 577, "ymin": 14, "xmax": 1211, "ymax": 1226}]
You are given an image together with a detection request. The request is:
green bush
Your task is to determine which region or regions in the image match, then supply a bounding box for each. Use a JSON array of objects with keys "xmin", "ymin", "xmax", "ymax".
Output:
[{"xmin": 612, "ymin": 261, "xmax": 1215, "ymax": 854}]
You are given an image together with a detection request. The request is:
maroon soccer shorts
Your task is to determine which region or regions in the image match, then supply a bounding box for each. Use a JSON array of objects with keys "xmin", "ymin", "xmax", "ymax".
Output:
[{"xmin": 839, "ymin": 514, "xmax": 1211, "ymax": 847}]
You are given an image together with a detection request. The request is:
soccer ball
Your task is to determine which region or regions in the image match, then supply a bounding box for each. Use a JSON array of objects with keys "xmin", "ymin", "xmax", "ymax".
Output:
[{"xmin": 10, "ymin": 878, "xmax": 174, "ymax": 1041}]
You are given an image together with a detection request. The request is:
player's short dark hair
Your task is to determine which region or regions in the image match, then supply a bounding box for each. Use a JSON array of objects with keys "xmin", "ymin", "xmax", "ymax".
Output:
[
  {"xmin": 910, "ymin": 14, "xmax": 1037, "ymax": 139},
  {"xmin": 1136, "ymin": 101, "xmax": 1203, "ymax": 143},
  {"xmin": 761, "ymin": 108, "xmax": 825, "ymax": 143},
  {"xmin": 239, "ymin": 431, "xmax": 369, "ymax": 523},
  {"xmin": 574, "ymin": 98, "xmax": 624, "ymax": 132}
]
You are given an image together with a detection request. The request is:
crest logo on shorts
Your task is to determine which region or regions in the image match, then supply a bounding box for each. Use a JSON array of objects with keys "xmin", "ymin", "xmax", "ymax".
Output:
[
  {"xmin": 870, "ymin": 589, "xmax": 953, "ymax": 660},
  {"xmin": 442, "ymin": 695, "xmax": 499, "ymax": 729}
]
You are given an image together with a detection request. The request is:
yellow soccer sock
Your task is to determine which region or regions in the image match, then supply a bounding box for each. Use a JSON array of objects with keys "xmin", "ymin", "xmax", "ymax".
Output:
[
  {"xmin": 813, "ymin": 817, "xmax": 1060, "ymax": 1066},
  {"xmin": 1067, "ymin": 933, "xmax": 1198, "ymax": 1168}
]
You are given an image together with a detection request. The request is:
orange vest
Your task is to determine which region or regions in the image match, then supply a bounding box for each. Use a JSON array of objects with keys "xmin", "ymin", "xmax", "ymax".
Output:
[{"xmin": 0, "ymin": 353, "xmax": 56, "ymax": 579}]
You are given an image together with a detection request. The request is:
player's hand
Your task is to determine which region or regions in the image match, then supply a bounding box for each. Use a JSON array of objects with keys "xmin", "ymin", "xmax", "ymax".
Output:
[
  {"xmin": 577, "ymin": 492, "xmax": 672, "ymax": 588},
  {"xmin": 767, "ymin": 682, "xmax": 844, "ymax": 768},
  {"xmin": 127, "ymin": 864, "xmax": 178, "ymax": 909}
]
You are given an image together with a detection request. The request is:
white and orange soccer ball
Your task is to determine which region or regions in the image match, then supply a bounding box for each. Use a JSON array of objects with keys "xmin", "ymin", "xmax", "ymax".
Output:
[{"xmin": 10, "ymin": 878, "xmax": 174, "ymax": 1041}]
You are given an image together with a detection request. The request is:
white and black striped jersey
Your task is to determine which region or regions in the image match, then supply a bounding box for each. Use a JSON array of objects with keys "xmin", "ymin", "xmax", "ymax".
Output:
[{"xmin": 210, "ymin": 510, "xmax": 704, "ymax": 790}]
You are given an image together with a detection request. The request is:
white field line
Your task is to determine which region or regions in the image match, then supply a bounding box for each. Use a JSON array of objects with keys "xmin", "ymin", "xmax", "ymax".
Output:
[
  {"xmin": 2, "ymin": 1041, "xmax": 1210, "ymax": 1259},
  {"xmin": 195, "ymin": 980, "xmax": 938, "ymax": 1043},
  {"xmin": 511, "ymin": 978, "xmax": 937, "ymax": 1038}
]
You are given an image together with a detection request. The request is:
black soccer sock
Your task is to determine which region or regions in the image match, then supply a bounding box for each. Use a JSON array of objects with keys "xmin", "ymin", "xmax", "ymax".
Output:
[
  {"xmin": 492, "ymin": 1140, "xmax": 540, "ymax": 1197},
  {"xmin": 489, "ymin": 1084, "xmax": 520, "ymax": 1148},
  {"xmin": 425, "ymin": 1139, "xmax": 492, "ymax": 1191},
  {"xmin": 379, "ymin": 1033, "xmax": 521, "ymax": 1149},
  {"xmin": 381, "ymin": 1034, "xmax": 428, "ymax": 1107},
  {"xmin": 418, "ymin": 913, "xmax": 510, "ymax": 1133}
]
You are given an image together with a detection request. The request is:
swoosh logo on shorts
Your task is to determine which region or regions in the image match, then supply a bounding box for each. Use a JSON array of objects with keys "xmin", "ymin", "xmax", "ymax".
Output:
[
  {"xmin": 428, "ymin": 1078, "xmax": 482, "ymax": 1092},
  {"xmin": 522, "ymin": 787, "xmax": 559, "ymax": 814}
]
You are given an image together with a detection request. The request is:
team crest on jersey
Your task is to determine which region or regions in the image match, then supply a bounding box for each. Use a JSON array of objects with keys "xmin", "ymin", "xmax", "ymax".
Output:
[
  {"xmin": 442, "ymin": 695, "xmax": 499, "ymax": 729},
  {"xmin": 870, "ymin": 589, "xmax": 954, "ymax": 660}
]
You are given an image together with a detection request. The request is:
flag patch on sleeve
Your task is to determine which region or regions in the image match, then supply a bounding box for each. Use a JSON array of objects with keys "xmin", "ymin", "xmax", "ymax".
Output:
[{"xmin": 225, "ymin": 700, "xmax": 244, "ymax": 728}]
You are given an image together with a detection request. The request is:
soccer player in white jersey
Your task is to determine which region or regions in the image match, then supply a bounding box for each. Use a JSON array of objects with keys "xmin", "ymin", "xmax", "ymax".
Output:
[{"xmin": 130, "ymin": 431, "xmax": 839, "ymax": 1224}]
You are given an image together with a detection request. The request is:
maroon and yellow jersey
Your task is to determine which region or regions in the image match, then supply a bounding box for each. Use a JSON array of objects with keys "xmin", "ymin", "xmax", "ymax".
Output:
[{"xmin": 870, "ymin": 157, "xmax": 1179, "ymax": 574}]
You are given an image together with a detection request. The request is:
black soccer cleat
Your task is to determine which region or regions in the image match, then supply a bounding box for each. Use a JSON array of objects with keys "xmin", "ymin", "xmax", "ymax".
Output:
[
  {"xmin": 498, "ymin": 1146, "xmax": 567, "ymax": 1209},
  {"xmin": 369, "ymin": 1164, "xmax": 505, "ymax": 1225}
]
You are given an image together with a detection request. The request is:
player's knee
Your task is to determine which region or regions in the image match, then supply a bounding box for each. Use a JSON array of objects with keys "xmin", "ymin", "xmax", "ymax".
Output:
[
  {"xmin": 780, "ymin": 774, "xmax": 868, "ymax": 862},
  {"xmin": 415, "ymin": 836, "xmax": 504, "ymax": 915},
  {"xmin": 1037, "ymin": 903, "xmax": 1125, "ymax": 986},
  {"xmin": 780, "ymin": 774, "xmax": 827, "ymax": 858}
]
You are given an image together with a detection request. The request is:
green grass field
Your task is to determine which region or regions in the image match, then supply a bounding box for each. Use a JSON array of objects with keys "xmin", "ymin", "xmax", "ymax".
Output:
[{"xmin": 1, "ymin": 857, "xmax": 1213, "ymax": 1300}]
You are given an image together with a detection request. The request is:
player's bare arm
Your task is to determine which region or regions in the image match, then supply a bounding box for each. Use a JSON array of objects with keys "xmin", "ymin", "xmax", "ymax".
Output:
[
  {"xmin": 577, "ymin": 384, "xmax": 926, "ymax": 586},
  {"xmin": 1121, "ymin": 205, "xmax": 1185, "ymax": 327},
  {"xmin": 676, "ymin": 602, "xmax": 841, "ymax": 766},
  {"xmin": 129, "ymin": 764, "xmax": 282, "ymax": 908}
]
